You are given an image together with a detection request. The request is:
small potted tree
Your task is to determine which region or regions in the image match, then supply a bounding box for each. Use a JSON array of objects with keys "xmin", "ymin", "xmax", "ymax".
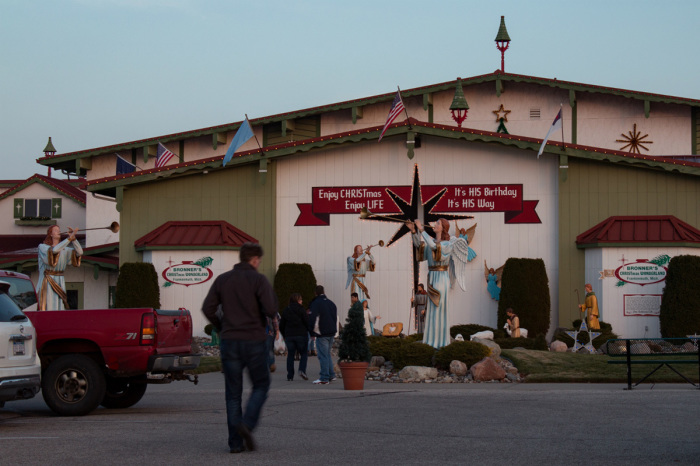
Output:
[{"xmin": 338, "ymin": 301, "xmax": 372, "ymax": 390}]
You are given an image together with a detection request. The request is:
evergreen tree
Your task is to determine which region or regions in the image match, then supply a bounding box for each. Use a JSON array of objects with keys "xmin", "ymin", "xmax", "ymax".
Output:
[
  {"xmin": 338, "ymin": 301, "xmax": 371, "ymax": 362},
  {"xmin": 660, "ymin": 255, "xmax": 700, "ymax": 337},
  {"xmin": 273, "ymin": 263, "xmax": 317, "ymax": 312},
  {"xmin": 115, "ymin": 262, "xmax": 161, "ymax": 308},
  {"xmin": 498, "ymin": 258, "xmax": 551, "ymax": 337}
]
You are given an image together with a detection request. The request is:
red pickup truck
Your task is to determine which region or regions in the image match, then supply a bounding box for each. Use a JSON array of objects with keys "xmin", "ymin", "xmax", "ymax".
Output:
[{"xmin": 25, "ymin": 308, "xmax": 200, "ymax": 416}]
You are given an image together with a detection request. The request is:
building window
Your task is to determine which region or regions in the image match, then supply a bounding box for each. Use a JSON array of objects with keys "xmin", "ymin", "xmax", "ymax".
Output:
[{"xmin": 14, "ymin": 198, "xmax": 62, "ymax": 220}]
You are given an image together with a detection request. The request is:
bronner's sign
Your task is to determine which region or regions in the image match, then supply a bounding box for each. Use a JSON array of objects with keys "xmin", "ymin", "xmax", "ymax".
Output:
[
  {"xmin": 615, "ymin": 260, "xmax": 667, "ymax": 286},
  {"xmin": 162, "ymin": 260, "xmax": 213, "ymax": 287}
]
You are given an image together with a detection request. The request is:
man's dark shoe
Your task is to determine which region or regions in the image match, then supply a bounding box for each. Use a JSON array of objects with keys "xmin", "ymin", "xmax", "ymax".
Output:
[
  {"xmin": 298, "ymin": 371, "xmax": 308, "ymax": 380},
  {"xmin": 236, "ymin": 424, "xmax": 256, "ymax": 452},
  {"xmin": 230, "ymin": 447, "xmax": 244, "ymax": 454}
]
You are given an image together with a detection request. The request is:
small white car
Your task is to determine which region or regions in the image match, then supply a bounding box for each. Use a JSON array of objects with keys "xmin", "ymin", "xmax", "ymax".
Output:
[{"xmin": 0, "ymin": 279, "xmax": 41, "ymax": 407}]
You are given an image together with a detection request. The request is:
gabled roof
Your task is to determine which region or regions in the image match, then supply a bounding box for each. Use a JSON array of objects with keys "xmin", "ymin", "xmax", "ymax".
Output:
[
  {"xmin": 36, "ymin": 70, "xmax": 700, "ymax": 172},
  {"xmin": 134, "ymin": 221, "xmax": 257, "ymax": 251},
  {"xmin": 576, "ymin": 215, "xmax": 700, "ymax": 248},
  {"xmin": 0, "ymin": 174, "xmax": 86, "ymax": 205},
  {"xmin": 83, "ymin": 117, "xmax": 700, "ymax": 197}
]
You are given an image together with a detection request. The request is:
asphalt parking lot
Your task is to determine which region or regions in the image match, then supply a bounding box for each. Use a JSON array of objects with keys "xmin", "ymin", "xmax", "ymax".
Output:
[{"xmin": 2, "ymin": 355, "xmax": 699, "ymax": 465}]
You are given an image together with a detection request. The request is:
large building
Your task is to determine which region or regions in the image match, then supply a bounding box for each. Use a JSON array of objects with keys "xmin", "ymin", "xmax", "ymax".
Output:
[{"xmin": 35, "ymin": 23, "xmax": 700, "ymax": 338}]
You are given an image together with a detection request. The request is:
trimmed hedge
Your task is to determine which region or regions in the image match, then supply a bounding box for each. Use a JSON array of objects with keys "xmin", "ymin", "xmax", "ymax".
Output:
[
  {"xmin": 367, "ymin": 336, "xmax": 404, "ymax": 362},
  {"xmin": 434, "ymin": 341, "xmax": 490, "ymax": 370},
  {"xmin": 115, "ymin": 262, "xmax": 161, "ymax": 309},
  {"xmin": 498, "ymin": 258, "xmax": 551, "ymax": 337},
  {"xmin": 391, "ymin": 342, "xmax": 436, "ymax": 370},
  {"xmin": 273, "ymin": 263, "xmax": 317, "ymax": 312},
  {"xmin": 495, "ymin": 334, "xmax": 548, "ymax": 350},
  {"xmin": 660, "ymin": 255, "xmax": 700, "ymax": 337},
  {"xmin": 553, "ymin": 320, "xmax": 618, "ymax": 350}
]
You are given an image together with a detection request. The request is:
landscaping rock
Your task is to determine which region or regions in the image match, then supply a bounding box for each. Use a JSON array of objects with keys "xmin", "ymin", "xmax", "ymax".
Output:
[
  {"xmin": 550, "ymin": 340, "xmax": 568, "ymax": 352},
  {"xmin": 370, "ymin": 355, "xmax": 386, "ymax": 367},
  {"xmin": 470, "ymin": 357, "xmax": 506, "ymax": 382},
  {"xmin": 473, "ymin": 337, "xmax": 501, "ymax": 358},
  {"xmin": 449, "ymin": 360, "xmax": 468, "ymax": 376},
  {"xmin": 398, "ymin": 366, "xmax": 438, "ymax": 381}
]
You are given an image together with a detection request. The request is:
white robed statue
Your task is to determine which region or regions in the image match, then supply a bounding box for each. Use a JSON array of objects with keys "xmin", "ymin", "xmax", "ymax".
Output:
[
  {"xmin": 409, "ymin": 218, "xmax": 470, "ymax": 349},
  {"xmin": 37, "ymin": 225, "xmax": 83, "ymax": 310},
  {"xmin": 345, "ymin": 244, "xmax": 375, "ymax": 301}
]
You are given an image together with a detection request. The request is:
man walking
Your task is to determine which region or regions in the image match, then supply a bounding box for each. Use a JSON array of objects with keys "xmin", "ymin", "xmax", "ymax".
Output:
[
  {"xmin": 202, "ymin": 242, "xmax": 278, "ymax": 453},
  {"xmin": 308, "ymin": 285, "xmax": 337, "ymax": 385}
]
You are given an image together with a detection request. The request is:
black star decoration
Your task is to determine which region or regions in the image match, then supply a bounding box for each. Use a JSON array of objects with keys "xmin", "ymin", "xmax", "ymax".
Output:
[{"xmin": 362, "ymin": 164, "xmax": 473, "ymax": 246}]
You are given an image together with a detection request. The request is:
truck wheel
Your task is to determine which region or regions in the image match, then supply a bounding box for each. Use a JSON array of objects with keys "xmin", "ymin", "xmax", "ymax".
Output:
[
  {"xmin": 100, "ymin": 376, "xmax": 148, "ymax": 409},
  {"xmin": 42, "ymin": 354, "xmax": 106, "ymax": 416}
]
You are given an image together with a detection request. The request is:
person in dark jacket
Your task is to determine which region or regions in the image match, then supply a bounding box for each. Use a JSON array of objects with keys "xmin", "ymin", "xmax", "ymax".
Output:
[
  {"xmin": 202, "ymin": 242, "xmax": 278, "ymax": 454},
  {"xmin": 279, "ymin": 293, "xmax": 310, "ymax": 381},
  {"xmin": 307, "ymin": 285, "xmax": 337, "ymax": 384}
]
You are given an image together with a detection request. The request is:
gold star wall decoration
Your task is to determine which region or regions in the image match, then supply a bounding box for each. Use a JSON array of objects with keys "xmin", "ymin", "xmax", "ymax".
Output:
[
  {"xmin": 616, "ymin": 123, "xmax": 653, "ymax": 154},
  {"xmin": 492, "ymin": 104, "xmax": 511, "ymax": 122}
]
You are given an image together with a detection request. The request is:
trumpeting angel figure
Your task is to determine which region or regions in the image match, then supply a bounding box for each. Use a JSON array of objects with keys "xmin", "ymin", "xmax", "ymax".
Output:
[
  {"xmin": 484, "ymin": 260, "xmax": 505, "ymax": 301},
  {"xmin": 408, "ymin": 218, "xmax": 471, "ymax": 349}
]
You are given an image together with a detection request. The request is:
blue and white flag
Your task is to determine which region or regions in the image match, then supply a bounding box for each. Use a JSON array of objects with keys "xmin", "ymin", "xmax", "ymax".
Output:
[
  {"xmin": 116, "ymin": 154, "xmax": 136, "ymax": 175},
  {"xmin": 223, "ymin": 118, "xmax": 254, "ymax": 167},
  {"xmin": 537, "ymin": 109, "xmax": 563, "ymax": 158}
]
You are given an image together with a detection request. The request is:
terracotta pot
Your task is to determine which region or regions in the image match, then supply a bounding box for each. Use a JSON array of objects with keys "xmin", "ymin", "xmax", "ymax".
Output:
[{"xmin": 338, "ymin": 361, "xmax": 369, "ymax": 390}]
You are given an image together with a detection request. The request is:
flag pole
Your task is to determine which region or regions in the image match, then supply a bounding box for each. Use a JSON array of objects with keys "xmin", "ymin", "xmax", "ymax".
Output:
[
  {"xmin": 397, "ymin": 86, "xmax": 412, "ymax": 130},
  {"xmin": 245, "ymin": 114, "xmax": 264, "ymax": 154}
]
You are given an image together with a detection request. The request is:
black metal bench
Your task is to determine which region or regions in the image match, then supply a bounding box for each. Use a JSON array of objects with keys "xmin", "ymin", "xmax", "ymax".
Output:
[{"xmin": 606, "ymin": 338, "xmax": 700, "ymax": 390}]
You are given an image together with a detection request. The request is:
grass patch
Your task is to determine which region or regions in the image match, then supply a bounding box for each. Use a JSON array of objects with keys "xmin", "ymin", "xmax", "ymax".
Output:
[
  {"xmin": 189, "ymin": 356, "xmax": 221, "ymax": 374},
  {"xmin": 502, "ymin": 349, "xmax": 700, "ymax": 384}
]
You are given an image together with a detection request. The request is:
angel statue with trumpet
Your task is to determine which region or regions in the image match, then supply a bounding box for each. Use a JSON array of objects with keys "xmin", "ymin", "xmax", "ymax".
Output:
[
  {"xmin": 38, "ymin": 225, "xmax": 83, "ymax": 310},
  {"xmin": 346, "ymin": 241, "xmax": 383, "ymax": 301},
  {"xmin": 407, "ymin": 219, "xmax": 471, "ymax": 349}
]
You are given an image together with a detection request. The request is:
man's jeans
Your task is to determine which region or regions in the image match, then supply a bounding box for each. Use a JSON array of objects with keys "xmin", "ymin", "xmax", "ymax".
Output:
[
  {"xmin": 285, "ymin": 335, "xmax": 308, "ymax": 380},
  {"xmin": 220, "ymin": 339, "xmax": 270, "ymax": 450},
  {"xmin": 316, "ymin": 336, "xmax": 335, "ymax": 382}
]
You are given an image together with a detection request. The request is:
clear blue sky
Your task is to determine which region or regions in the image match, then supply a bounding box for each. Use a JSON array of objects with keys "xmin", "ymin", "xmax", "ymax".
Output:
[{"xmin": 2, "ymin": 0, "xmax": 699, "ymax": 179}]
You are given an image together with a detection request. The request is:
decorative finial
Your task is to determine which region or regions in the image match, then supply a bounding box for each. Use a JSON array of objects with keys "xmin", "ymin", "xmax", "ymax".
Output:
[
  {"xmin": 43, "ymin": 137, "xmax": 56, "ymax": 156},
  {"xmin": 495, "ymin": 16, "xmax": 511, "ymax": 73}
]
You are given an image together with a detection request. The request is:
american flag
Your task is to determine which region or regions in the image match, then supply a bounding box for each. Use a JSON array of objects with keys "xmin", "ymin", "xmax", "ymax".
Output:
[
  {"xmin": 156, "ymin": 143, "xmax": 176, "ymax": 168},
  {"xmin": 378, "ymin": 90, "xmax": 405, "ymax": 142}
]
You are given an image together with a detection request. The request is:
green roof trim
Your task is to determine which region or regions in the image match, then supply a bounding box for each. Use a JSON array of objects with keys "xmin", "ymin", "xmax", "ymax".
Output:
[
  {"xmin": 84, "ymin": 119, "xmax": 700, "ymax": 197},
  {"xmin": 37, "ymin": 71, "xmax": 700, "ymax": 174}
]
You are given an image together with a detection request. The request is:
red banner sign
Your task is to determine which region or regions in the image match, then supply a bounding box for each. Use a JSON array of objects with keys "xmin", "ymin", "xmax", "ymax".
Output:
[{"xmin": 296, "ymin": 184, "xmax": 539, "ymax": 226}]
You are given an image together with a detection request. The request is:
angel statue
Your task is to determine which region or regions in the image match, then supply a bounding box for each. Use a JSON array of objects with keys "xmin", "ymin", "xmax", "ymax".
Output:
[
  {"xmin": 407, "ymin": 218, "xmax": 471, "ymax": 349},
  {"xmin": 454, "ymin": 221, "xmax": 477, "ymax": 262},
  {"xmin": 484, "ymin": 260, "xmax": 505, "ymax": 301},
  {"xmin": 345, "ymin": 244, "xmax": 376, "ymax": 301}
]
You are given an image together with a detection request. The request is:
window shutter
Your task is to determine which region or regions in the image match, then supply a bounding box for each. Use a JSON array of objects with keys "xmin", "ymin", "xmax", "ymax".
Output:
[
  {"xmin": 51, "ymin": 198, "xmax": 62, "ymax": 218},
  {"xmin": 14, "ymin": 198, "xmax": 23, "ymax": 218}
]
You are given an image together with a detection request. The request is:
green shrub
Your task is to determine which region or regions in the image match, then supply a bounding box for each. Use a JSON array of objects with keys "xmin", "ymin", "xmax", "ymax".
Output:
[
  {"xmin": 338, "ymin": 302, "xmax": 371, "ymax": 362},
  {"xmin": 450, "ymin": 324, "xmax": 495, "ymax": 339},
  {"xmin": 495, "ymin": 334, "xmax": 548, "ymax": 350},
  {"xmin": 660, "ymin": 255, "xmax": 700, "ymax": 337},
  {"xmin": 434, "ymin": 341, "xmax": 490, "ymax": 370},
  {"xmin": 367, "ymin": 336, "xmax": 404, "ymax": 361},
  {"xmin": 115, "ymin": 262, "xmax": 161, "ymax": 308},
  {"xmin": 404, "ymin": 333, "xmax": 423, "ymax": 343},
  {"xmin": 273, "ymin": 263, "xmax": 317, "ymax": 312},
  {"xmin": 391, "ymin": 342, "xmax": 436, "ymax": 370},
  {"xmin": 498, "ymin": 258, "xmax": 551, "ymax": 337},
  {"xmin": 553, "ymin": 320, "xmax": 618, "ymax": 350}
]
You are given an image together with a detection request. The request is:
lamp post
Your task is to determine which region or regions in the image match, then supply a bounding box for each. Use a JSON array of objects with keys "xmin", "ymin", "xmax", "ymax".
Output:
[
  {"xmin": 495, "ymin": 16, "xmax": 511, "ymax": 73},
  {"xmin": 450, "ymin": 79, "xmax": 469, "ymax": 128}
]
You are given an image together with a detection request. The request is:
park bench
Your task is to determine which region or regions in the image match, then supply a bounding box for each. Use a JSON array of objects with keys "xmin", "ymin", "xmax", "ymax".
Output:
[{"xmin": 606, "ymin": 337, "xmax": 700, "ymax": 390}]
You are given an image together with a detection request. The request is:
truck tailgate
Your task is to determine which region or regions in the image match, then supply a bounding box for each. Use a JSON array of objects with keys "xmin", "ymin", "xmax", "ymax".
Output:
[{"xmin": 154, "ymin": 309, "xmax": 193, "ymax": 354}]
